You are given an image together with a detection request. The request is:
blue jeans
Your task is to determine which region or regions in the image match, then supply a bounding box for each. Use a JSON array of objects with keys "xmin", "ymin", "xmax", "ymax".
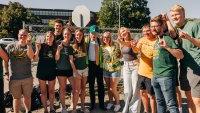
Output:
[{"xmin": 152, "ymin": 76, "xmax": 179, "ymax": 113}]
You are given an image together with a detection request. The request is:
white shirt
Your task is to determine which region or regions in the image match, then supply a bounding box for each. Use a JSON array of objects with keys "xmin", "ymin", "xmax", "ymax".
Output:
[{"xmin": 88, "ymin": 40, "xmax": 98, "ymax": 61}]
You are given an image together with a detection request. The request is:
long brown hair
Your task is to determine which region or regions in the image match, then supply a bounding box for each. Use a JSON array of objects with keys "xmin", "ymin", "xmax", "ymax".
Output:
[{"xmin": 74, "ymin": 28, "xmax": 86, "ymax": 53}]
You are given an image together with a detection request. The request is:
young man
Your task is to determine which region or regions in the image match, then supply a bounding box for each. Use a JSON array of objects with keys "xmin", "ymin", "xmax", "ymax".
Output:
[
  {"xmin": 54, "ymin": 19, "xmax": 64, "ymax": 44},
  {"xmin": 0, "ymin": 46, "xmax": 9, "ymax": 113},
  {"xmin": 170, "ymin": 4, "xmax": 200, "ymax": 113},
  {"xmin": 5, "ymin": 29, "xmax": 35, "ymax": 113},
  {"xmin": 134, "ymin": 24, "xmax": 157, "ymax": 113},
  {"xmin": 86, "ymin": 25, "xmax": 105, "ymax": 111},
  {"xmin": 150, "ymin": 16, "xmax": 184, "ymax": 113}
]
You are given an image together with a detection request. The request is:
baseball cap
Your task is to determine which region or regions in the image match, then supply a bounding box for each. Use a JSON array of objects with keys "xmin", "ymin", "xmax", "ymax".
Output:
[{"xmin": 89, "ymin": 25, "xmax": 99, "ymax": 33}]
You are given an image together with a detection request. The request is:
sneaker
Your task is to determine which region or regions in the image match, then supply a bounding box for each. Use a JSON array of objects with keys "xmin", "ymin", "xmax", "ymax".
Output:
[
  {"xmin": 106, "ymin": 103, "xmax": 113, "ymax": 110},
  {"xmin": 114, "ymin": 104, "xmax": 121, "ymax": 112},
  {"xmin": 81, "ymin": 107, "xmax": 90, "ymax": 113},
  {"xmin": 61, "ymin": 108, "xmax": 68, "ymax": 113}
]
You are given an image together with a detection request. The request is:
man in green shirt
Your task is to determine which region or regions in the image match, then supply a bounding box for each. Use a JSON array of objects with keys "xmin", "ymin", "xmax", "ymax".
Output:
[
  {"xmin": 0, "ymin": 46, "xmax": 9, "ymax": 113},
  {"xmin": 170, "ymin": 4, "xmax": 200, "ymax": 113},
  {"xmin": 150, "ymin": 15, "xmax": 184, "ymax": 113}
]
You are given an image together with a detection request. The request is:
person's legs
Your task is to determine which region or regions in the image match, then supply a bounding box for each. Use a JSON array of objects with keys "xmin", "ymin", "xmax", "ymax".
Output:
[
  {"xmin": 80, "ymin": 75, "xmax": 88, "ymax": 111},
  {"xmin": 176, "ymin": 87, "xmax": 183, "ymax": 112},
  {"xmin": 22, "ymin": 78, "xmax": 33, "ymax": 113},
  {"xmin": 57, "ymin": 76, "xmax": 67, "ymax": 109},
  {"xmin": 159, "ymin": 77, "xmax": 179, "ymax": 113},
  {"xmin": 88, "ymin": 61, "xmax": 96, "ymax": 109},
  {"xmin": 138, "ymin": 75, "xmax": 149, "ymax": 113},
  {"xmin": 110, "ymin": 77, "xmax": 120, "ymax": 105},
  {"xmin": 72, "ymin": 75, "xmax": 81, "ymax": 111},
  {"xmin": 104, "ymin": 77, "xmax": 112, "ymax": 100},
  {"xmin": 151, "ymin": 77, "xmax": 167, "ymax": 113},
  {"xmin": 192, "ymin": 97, "xmax": 200, "ymax": 113},
  {"xmin": 48, "ymin": 79, "xmax": 56, "ymax": 111},
  {"xmin": 38, "ymin": 79, "xmax": 48, "ymax": 112},
  {"xmin": 96, "ymin": 67, "xmax": 105, "ymax": 109},
  {"xmin": 0, "ymin": 78, "xmax": 5, "ymax": 113},
  {"xmin": 13, "ymin": 98, "xmax": 21, "ymax": 113},
  {"xmin": 9, "ymin": 80, "xmax": 22, "ymax": 113},
  {"xmin": 122, "ymin": 63, "xmax": 133, "ymax": 113}
]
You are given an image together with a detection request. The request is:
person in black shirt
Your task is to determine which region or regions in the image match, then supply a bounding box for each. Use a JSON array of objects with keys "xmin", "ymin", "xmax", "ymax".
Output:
[{"xmin": 34, "ymin": 31, "xmax": 57, "ymax": 113}]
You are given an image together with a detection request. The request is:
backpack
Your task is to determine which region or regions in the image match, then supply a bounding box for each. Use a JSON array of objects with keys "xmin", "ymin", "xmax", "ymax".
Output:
[
  {"xmin": 4, "ymin": 91, "xmax": 13, "ymax": 107},
  {"xmin": 31, "ymin": 85, "xmax": 42, "ymax": 110}
]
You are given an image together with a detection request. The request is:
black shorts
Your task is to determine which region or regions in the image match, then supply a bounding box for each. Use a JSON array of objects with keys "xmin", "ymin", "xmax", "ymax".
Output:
[
  {"xmin": 137, "ymin": 75, "xmax": 155, "ymax": 95},
  {"xmin": 179, "ymin": 65, "xmax": 191, "ymax": 91},
  {"xmin": 57, "ymin": 69, "xmax": 73, "ymax": 78}
]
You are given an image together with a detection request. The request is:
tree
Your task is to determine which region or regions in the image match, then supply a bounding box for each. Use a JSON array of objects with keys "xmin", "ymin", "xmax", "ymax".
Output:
[
  {"xmin": 98, "ymin": 0, "xmax": 151, "ymax": 29},
  {"xmin": 0, "ymin": 2, "xmax": 41, "ymax": 38}
]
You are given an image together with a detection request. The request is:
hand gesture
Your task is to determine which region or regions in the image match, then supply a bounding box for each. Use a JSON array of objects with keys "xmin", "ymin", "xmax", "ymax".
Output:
[
  {"xmin": 178, "ymin": 30, "xmax": 191, "ymax": 40},
  {"xmin": 26, "ymin": 35, "xmax": 32, "ymax": 46},
  {"xmin": 159, "ymin": 38, "xmax": 168, "ymax": 48},
  {"xmin": 57, "ymin": 43, "xmax": 63, "ymax": 51},
  {"xmin": 162, "ymin": 13, "xmax": 169, "ymax": 22},
  {"xmin": 35, "ymin": 43, "xmax": 41, "ymax": 51},
  {"xmin": 130, "ymin": 40, "xmax": 138, "ymax": 48}
]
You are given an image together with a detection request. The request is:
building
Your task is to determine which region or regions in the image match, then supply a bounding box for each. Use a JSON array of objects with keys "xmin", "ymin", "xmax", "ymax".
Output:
[{"xmin": 0, "ymin": 3, "xmax": 97, "ymax": 25}]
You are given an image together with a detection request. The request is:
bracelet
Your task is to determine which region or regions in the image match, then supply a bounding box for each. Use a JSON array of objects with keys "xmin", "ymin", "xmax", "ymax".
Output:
[{"xmin": 4, "ymin": 72, "xmax": 9, "ymax": 75}]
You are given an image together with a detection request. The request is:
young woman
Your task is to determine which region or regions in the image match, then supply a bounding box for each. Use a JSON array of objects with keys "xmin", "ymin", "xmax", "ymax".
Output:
[
  {"xmin": 101, "ymin": 31, "xmax": 122, "ymax": 112},
  {"xmin": 118, "ymin": 27, "xmax": 141, "ymax": 113},
  {"xmin": 34, "ymin": 31, "xmax": 57, "ymax": 113},
  {"xmin": 55, "ymin": 28, "xmax": 77, "ymax": 113},
  {"xmin": 72, "ymin": 28, "xmax": 89, "ymax": 113}
]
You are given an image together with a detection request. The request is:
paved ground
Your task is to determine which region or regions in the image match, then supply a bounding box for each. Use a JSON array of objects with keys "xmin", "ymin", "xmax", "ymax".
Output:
[{"xmin": 4, "ymin": 62, "xmax": 189, "ymax": 113}]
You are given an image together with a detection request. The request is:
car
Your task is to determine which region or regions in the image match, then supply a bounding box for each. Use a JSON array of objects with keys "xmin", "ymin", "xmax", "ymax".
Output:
[{"xmin": 0, "ymin": 38, "xmax": 17, "ymax": 46}]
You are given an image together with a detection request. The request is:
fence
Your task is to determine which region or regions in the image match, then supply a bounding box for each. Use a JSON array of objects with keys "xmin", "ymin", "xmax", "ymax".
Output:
[{"xmin": 24, "ymin": 24, "xmax": 142, "ymax": 43}]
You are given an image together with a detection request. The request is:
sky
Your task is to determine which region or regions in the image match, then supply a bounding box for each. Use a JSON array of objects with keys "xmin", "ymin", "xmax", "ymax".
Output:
[{"xmin": 0, "ymin": 0, "xmax": 199, "ymax": 18}]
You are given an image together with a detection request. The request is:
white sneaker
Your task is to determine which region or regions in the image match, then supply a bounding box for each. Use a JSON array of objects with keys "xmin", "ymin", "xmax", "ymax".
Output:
[
  {"xmin": 114, "ymin": 104, "xmax": 121, "ymax": 112},
  {"xmin": 61, "ymin": 108, "xmax": 68, "ymax": 113},
  {"xmin": 106, "ymin": 103, "xmax": 113, "ymax": 110}
]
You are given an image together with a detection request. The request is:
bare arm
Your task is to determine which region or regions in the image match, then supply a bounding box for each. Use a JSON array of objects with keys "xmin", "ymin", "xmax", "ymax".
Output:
[
  {"xmin": 179, "ymin": 31, "xmax": 200, "ymax": 48},
  {"xmin": 159, "ymin": 39, "xmax": 184, "ymax": 59},
  {"xmin": 69, "ymin": 55, "xmax": 79, "ymax": 76},
  {"xmin": 27, "ymin": 45, "xmax": 35, "ymax": 60},
  {"xmin": 33, "ymin": 43, "xmax": 41, "ymax": 61},
  {"xmin": 163, "ymin": 13, "xmax": 177, "ymax": 38},
  {"xmin": 165, "ymin": 47, "xmax": 184, "ymax": 59}
]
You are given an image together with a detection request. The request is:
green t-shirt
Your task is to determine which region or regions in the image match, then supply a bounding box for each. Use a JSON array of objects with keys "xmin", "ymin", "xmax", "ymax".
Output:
[
  {"xmin": 177, "ymin": 20, "xmax": 200, "ymax": 70},
  {"xmin": 56, "ymin": 45, "xmax": 73, "ymax": 70},
  {"xmin": 73, "ymin": 46, "xmax": 87, "ymax": 70},
  {"xmin": 153, "ymin": 35, "xmax": 178, "ymax": 77}
]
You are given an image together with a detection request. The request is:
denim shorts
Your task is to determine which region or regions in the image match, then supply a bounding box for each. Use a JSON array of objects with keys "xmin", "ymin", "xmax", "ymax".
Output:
[{"xmin": 103, "ymin": 70, "xmax": 120, "ymax": 78}]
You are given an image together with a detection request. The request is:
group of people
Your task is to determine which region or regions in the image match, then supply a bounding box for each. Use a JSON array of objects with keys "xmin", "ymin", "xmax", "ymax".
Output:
[{"xmin": 0, "ymin": 4, "xmax": 200, "ymax": 113}]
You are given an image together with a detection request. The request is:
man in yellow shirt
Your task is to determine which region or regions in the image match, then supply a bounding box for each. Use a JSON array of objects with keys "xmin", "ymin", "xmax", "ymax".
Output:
[{"xmin": 132, "ymin": 24, "xmax": 157, "ymax": 113}]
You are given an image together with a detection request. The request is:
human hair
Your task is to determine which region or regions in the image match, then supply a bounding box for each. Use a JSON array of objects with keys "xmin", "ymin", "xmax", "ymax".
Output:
[
  {"xmin": 150, "ymin": 15, "xmax": 164, "ymax": 26},
  {"xmin": 54, "ymin": 19, "xmax": 64, "ymax": 26},
  {"xmin": 118, "ymin": 27, "xmax": 132, "ymax": 41},
  {"xmin": 170, "ymin": 4, "xmax": 185, "ymax": 13},
  {"xmin": 62, "ymin": 27, "xmax": 72, "ymax": 36},
  {"xmin": 44, "ymin": 31, "xmax": 54, "ymax": 42},
  {"xmin": 74, "ymin": 28, "xmax": 86, "ymax": 53},
  {"xmin": 102, "ymin": 31, "xmax": 113, "ymax": 46},
  {"xmin": 18, "ymin": 29, "xmax": 28, "ymax": 34},
  {"xmin": 141, "ymin": 24, "xmax": 150, "ymax": 31}
]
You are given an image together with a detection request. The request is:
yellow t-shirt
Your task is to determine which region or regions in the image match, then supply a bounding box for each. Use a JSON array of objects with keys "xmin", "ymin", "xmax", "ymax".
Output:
[{"xmin": 137, "ymin": 37, "xmax": 156, "ymax": 79}]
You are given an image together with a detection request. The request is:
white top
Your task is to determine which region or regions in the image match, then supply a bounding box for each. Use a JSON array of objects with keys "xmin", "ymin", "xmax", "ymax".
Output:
[{"xmin": 88, "ymin": 40, "xmax": 98, "ymax": 61}]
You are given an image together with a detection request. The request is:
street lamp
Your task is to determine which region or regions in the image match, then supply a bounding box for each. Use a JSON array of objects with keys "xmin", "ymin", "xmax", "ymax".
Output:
[{"xmin": 112, "ymin": 0, "xmax": 127, "ymax": 28}]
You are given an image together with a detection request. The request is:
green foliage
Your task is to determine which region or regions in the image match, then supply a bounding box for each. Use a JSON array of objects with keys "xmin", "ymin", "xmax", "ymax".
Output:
[
  {"xmin": 0, "ymin": 2, "xmax": 41, "ymax": 38},
  {"xmin": 98, "ymin": 0, "xmax": 151, "ymax": 29}
]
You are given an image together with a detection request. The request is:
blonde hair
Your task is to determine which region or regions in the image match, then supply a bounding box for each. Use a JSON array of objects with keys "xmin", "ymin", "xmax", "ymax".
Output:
[
  {"xmin": 102, "ymin": 31, "xmax": 112, "ymax": 46},
  {"xmin": 118, "ymin": 27, "xmax": 132, "ymax": 41},
  {"xmin": 170, "ymin": 4, "xmax": 185, "ymax": 14}
]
